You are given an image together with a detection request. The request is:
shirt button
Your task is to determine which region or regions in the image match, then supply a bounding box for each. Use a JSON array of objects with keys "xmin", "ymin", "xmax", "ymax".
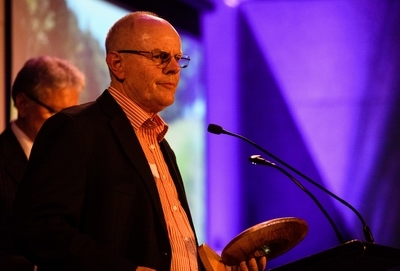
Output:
[
  {"xmin": 150, "ymin": 144, "xmax": 155, "ymax": 149},
  {"xmin": 173, "ymin": 206, "xmax": 177, "ymax": 211}
]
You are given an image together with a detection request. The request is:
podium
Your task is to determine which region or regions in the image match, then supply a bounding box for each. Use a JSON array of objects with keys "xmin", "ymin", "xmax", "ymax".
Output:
[
  {"xmin": 200, "ymin": 217, "xmax": 400, "ymax": 271},
  {"xmin": 269, "ymin": 239, "xmax": 400, "ymax": 271}
]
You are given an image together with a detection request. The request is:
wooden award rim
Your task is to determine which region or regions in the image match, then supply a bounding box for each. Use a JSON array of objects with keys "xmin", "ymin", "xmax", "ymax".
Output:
[{"xmin": 221, "ymin": 217, "xmax": 308, "ymax": 266}]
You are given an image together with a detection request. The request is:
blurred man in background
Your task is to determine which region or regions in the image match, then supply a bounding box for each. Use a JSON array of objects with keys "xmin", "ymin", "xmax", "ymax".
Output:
[{"xmin": 0, "ymin": 56, "xmax": 85, "ymax": 270}]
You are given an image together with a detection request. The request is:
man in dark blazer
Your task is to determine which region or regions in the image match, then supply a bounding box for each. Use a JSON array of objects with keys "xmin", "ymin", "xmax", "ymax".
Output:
[
  {"xmin": 0, "ymin": 56, "xmax": 84, "ymax": 270},
  {"xmin": 0, "ymin": 126, "xmax": 30, "ymax": 270},
  {"xmin": 13, "ymin": 12, "xmax": 266, "ymax": 271}
]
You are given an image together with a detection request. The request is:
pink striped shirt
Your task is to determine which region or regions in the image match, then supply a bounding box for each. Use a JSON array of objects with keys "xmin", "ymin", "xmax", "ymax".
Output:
[{"xmin": 108, "ymin": 87, "xmax": 198, "ymax": 270}]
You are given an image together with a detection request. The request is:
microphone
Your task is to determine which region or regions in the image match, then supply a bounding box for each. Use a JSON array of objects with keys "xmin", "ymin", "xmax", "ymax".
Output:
[
  {"xmin": 207, "ymin": 123, "xmax": 374, "ymax": 244},
  {"xmin": 249, "ymin": 154, "xmax": 344, "ymax": 244},
  {"xmin": 208, "ymin": 123, "xmax": 225, "ymax": 135}
]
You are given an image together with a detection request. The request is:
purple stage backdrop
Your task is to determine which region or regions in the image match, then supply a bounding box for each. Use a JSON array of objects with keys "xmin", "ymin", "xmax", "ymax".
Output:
[{"xmin": 204, "ymin": 0, "xmax": 400, "ymax": 268}]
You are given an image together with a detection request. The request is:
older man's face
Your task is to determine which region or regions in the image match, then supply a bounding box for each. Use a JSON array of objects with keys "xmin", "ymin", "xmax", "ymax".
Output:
[
  {"xmin": 20, "ymin": 88, "xmax": 80, "ymax": 139},
  {"xmin": 119, "ymin": 18, "xmax": 183, "ymax": 115}
]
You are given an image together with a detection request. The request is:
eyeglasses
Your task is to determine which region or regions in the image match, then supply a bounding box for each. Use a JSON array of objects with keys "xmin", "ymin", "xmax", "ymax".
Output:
[
  {"xmin": 117, "ymin": 49, "xmax": 190, "ymax": 68},
  {"xmin": 23, "ymin": 92, "xmax": 58, "ymax": 114}
]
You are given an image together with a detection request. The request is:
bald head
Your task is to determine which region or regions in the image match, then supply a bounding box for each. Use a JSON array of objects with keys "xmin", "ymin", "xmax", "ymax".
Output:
[
  {"xmin": 105, "ymin": 11, "xmax": 180, "ymax": 54},
  {"xmin": 104, "ymin": 11, "xmax": 184, "ymax": 115}
]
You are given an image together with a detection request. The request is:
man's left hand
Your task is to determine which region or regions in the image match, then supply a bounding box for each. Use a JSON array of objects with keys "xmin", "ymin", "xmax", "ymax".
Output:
[{"xmin": 226, "ymin": 256, "xmax": 267, "ymax": 271}]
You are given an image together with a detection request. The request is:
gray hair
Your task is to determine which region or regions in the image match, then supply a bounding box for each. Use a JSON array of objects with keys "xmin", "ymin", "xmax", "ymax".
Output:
[{"xmin": 11, "ymin": 56, "xmax": 85, "ymax": 102}]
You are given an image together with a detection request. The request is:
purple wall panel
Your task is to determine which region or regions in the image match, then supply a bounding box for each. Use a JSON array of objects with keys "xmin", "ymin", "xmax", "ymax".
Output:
[
  {"xmin": 204, "ymin": 0, "xmax": 400, "ymax": 267},
  {"xmin": 203, "ymin": 4, "xmax": 242, "ymax": 253}
]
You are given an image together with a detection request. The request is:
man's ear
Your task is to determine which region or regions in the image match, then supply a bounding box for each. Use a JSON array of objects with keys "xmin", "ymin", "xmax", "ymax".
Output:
[{"xmin": 106, "ymin": 51, "xmax": 125, "ymax": 81}]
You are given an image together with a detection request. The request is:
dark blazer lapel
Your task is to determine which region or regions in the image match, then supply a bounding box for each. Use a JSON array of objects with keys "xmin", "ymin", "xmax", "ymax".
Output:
[
  {"xmin": 160, "ymin": 140, "xmax": 200, "ymax": 248},
  {"xmin": 1, "ymin": 126, "xmax": 28, "ymax": 183},
  {"xmin": 159, "ymin": 140, "xmax": 186, "ymax": 202},
  {"xmin": 159, "ymin": 140, "xmax": 195, "ymax": 227},
  {"xmin": 96, "ymin": 90, "xmax": 166, "ymax": 225}
]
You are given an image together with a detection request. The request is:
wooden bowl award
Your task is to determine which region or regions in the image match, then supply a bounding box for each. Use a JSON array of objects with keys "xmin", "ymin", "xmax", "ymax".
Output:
[{"xmin": 199, "ymin": 217, "xmax": 308, "ymax": 271}]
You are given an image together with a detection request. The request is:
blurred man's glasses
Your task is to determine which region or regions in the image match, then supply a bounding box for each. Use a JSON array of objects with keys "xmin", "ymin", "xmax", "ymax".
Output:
[
  {"xmin": 118, "ymin": 49, "xmax": 190, "ymax": 68},
  {"xmin": 24, "ymin": 92, "xmax": 57, "ymax": 114}
]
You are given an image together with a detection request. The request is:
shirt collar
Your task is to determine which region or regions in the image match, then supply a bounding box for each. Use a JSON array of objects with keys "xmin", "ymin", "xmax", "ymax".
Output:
[
  {"xmin": 11, "ymin": 120, "xmax": 33, "ymax": 159},
  {"xmin": 108, "ymin": 86, "xmax": 168, "ymax": 141}
]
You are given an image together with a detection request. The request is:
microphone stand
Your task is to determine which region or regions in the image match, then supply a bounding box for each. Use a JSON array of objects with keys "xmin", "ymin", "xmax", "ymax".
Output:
[
  {"xmin": 208, "ymin": 124, "xmax": 374, "ymax": 244},
  {"xmin": 249, "ymin": 155, "xmax": 344, "ymax": 244},
  {"xmin": 208, "ymin": 124, "xmax": 400, "ymax": 270}
]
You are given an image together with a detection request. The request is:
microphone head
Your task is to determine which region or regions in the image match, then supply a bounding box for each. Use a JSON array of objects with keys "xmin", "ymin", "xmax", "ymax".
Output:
[
  {"xmin": 207, "ymin": 124, "xmax": 224, "ymax": 135},
  {"xmin": 249, "ymin": 155, "xmax": 276, "ymax": 166}
]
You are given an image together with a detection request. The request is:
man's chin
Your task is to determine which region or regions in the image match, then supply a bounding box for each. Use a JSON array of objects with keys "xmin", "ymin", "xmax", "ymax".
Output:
[{"xmin": 153, "ymin": 99, "xmax": 174, "ymax": 113}]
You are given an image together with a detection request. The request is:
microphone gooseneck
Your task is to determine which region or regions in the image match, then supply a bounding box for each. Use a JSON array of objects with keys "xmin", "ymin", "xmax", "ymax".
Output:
[
  {"xmin": 249, "ymin": 155, "xmax": 344, "ymax": 244},
  {"xmin": 208, "ymin": 123, "xmax": 375, "ymax": 244}
]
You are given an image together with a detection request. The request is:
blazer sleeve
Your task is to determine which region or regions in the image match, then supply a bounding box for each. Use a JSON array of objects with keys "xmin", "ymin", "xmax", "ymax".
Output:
[{"xmin": 12, "ymin": 113, "xmax": 138, "ymax": 271}]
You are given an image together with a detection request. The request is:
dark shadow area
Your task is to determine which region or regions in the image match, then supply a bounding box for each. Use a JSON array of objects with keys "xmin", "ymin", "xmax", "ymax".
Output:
[{"xmin": 109, "ymin": 0, "xmax": 214, "ymax": 37}]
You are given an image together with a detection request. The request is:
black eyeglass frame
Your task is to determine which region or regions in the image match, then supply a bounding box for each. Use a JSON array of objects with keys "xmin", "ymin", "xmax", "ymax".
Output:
[
  {"xmin": 117, "ymin": 49, "xmax": 190, "ymax": 68},
  {"xmin": 23, "ymin": 92, "xmax": 58, "ymax": 114}
]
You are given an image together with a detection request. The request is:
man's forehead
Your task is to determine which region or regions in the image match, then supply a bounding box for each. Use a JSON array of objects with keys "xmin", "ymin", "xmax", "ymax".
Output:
[{"xmin": 132, "ymin": 24, "xmax": 180, "ymax": 45}]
